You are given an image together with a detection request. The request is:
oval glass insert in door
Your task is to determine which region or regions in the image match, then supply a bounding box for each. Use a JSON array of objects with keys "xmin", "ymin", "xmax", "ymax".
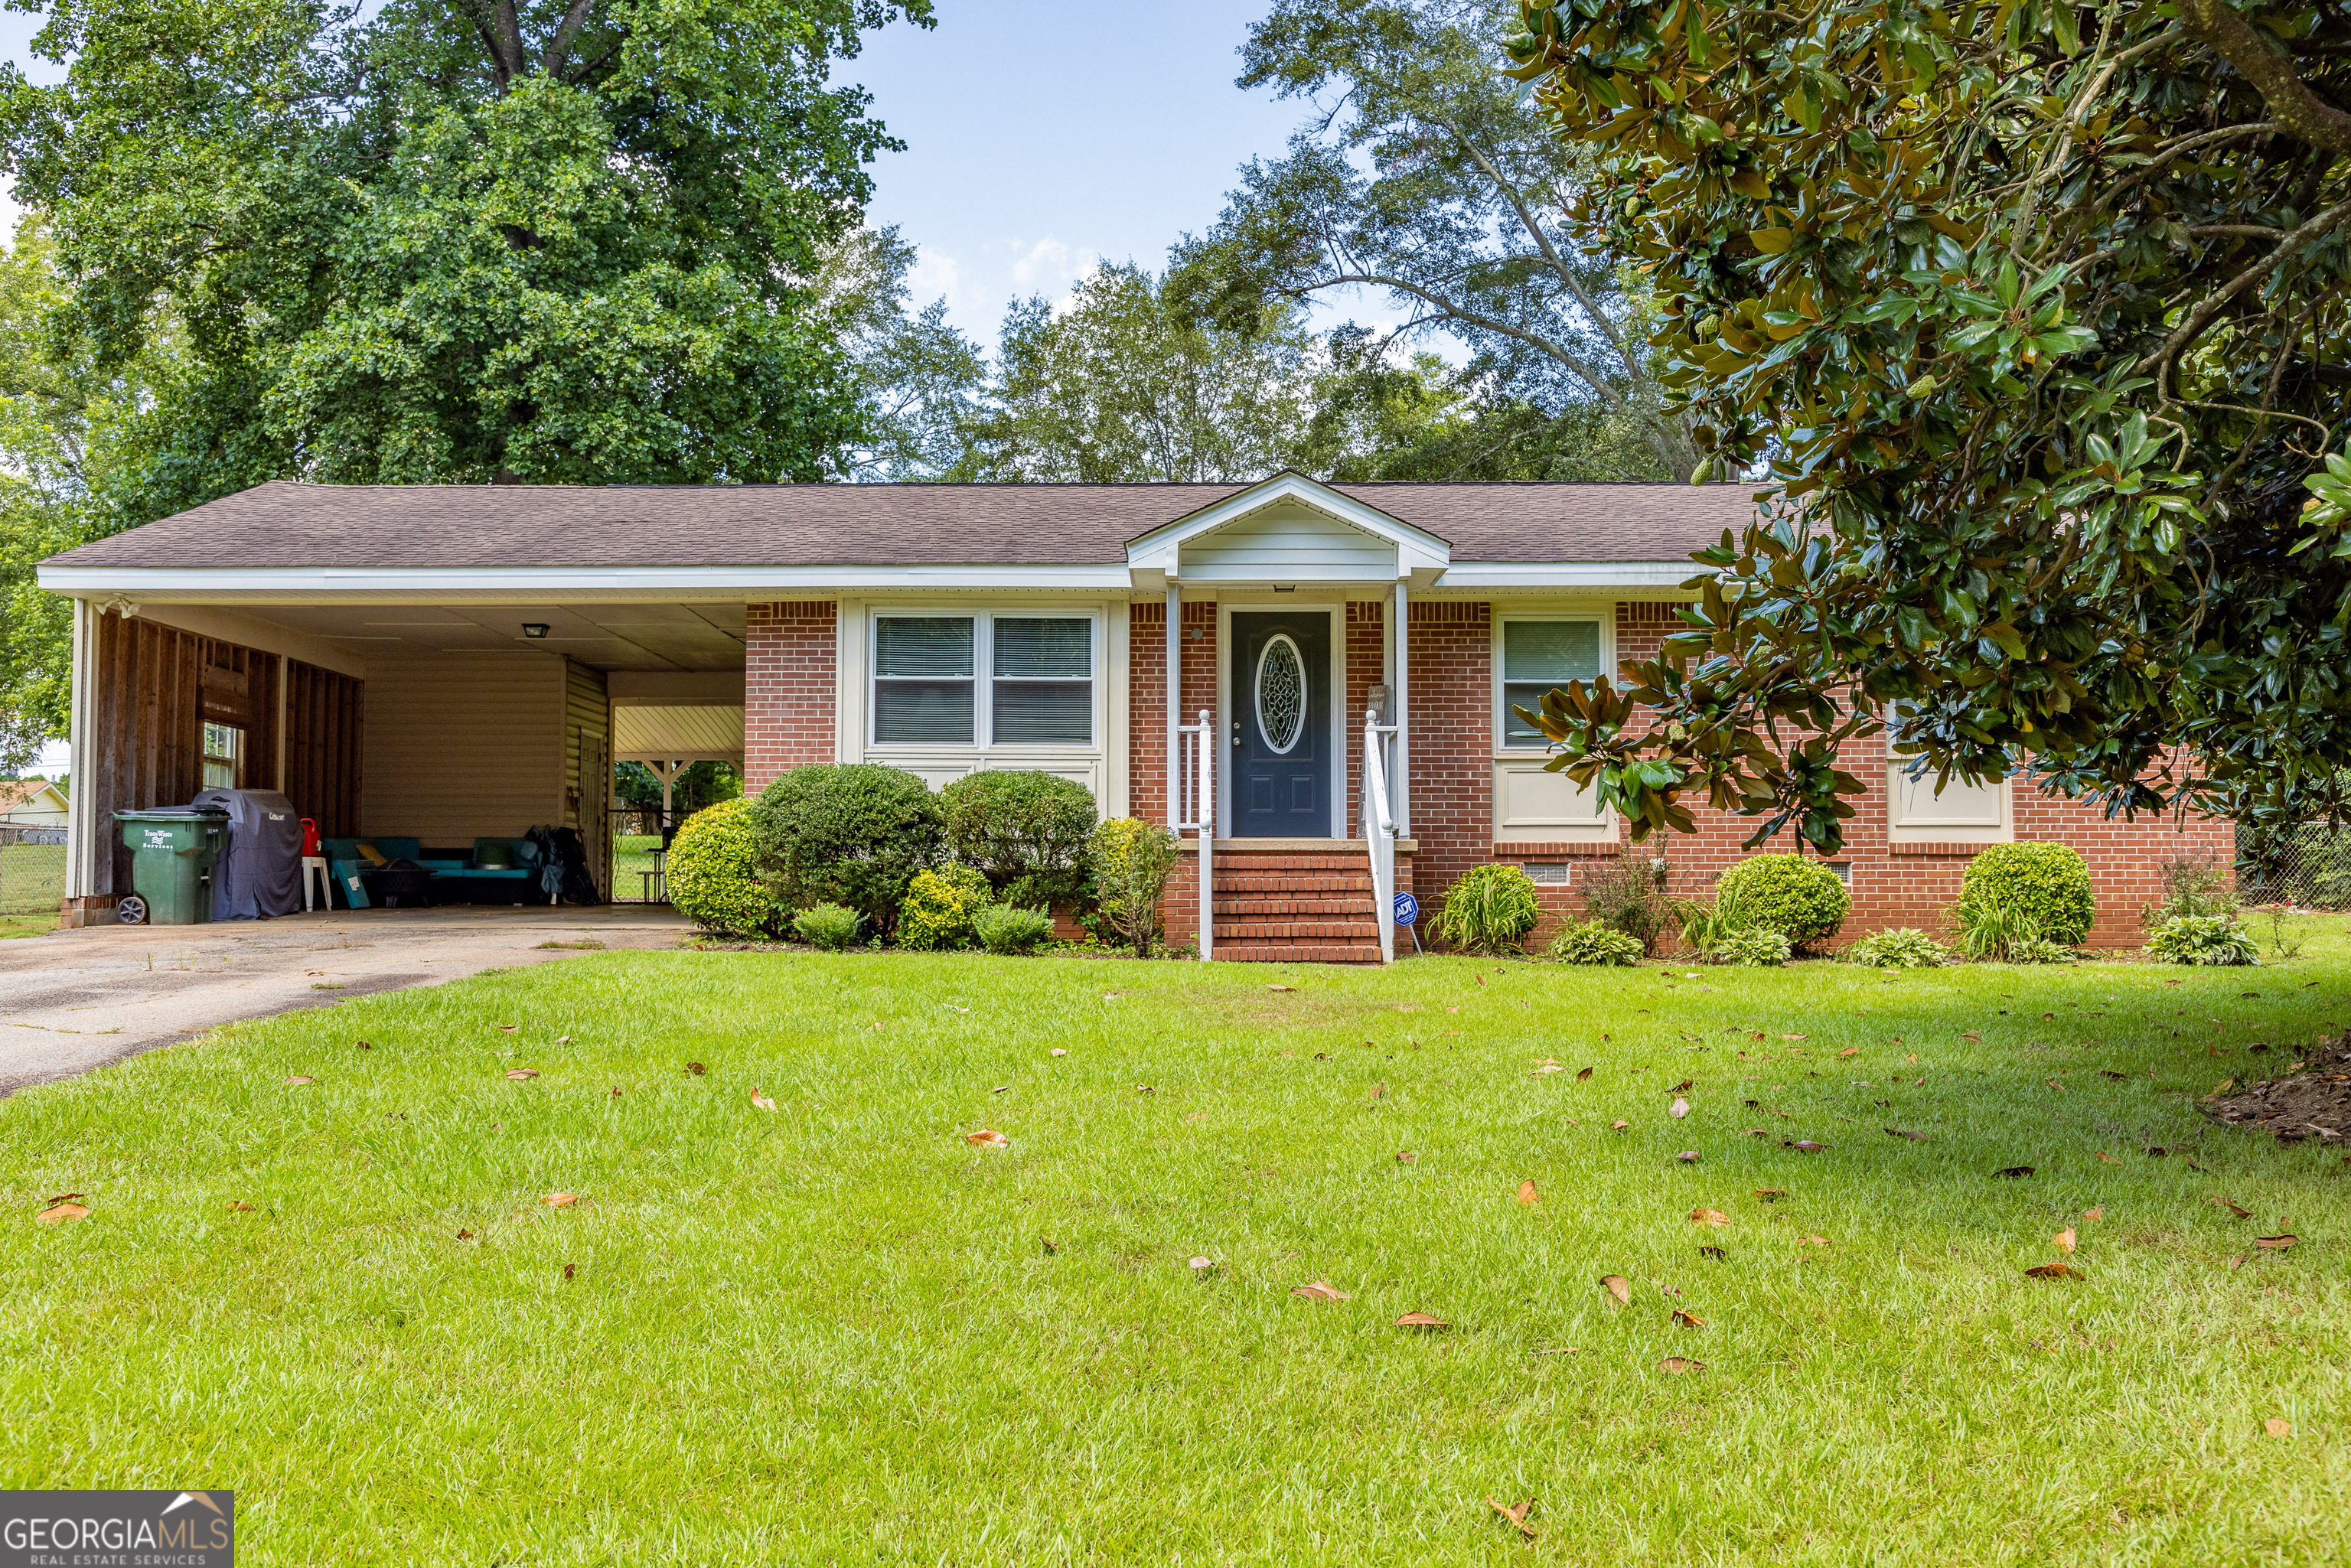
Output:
[{"xmin": 1254, "ymin": 633, "xmax": 1306, "ymax": 755}]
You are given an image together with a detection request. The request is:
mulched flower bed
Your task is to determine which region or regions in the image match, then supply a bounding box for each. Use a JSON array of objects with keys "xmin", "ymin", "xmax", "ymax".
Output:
[{"xmin": 2203, "ymin": 1031, "xmax": 2351, "ymax": 1146}]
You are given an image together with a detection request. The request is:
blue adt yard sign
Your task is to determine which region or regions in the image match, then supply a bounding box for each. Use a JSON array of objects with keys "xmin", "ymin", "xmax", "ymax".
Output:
[{"xmin": 1392, "ymin": 892, "xmax": 1418, "ymax": 926}]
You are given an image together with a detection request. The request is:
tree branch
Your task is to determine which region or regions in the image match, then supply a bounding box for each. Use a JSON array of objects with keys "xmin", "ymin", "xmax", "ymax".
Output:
[
  {"xmin": 2134, "ymin": 194, "xmax": 2351, "ymax": 385},
  {"xmin": 2178, "ymin": 0, "xmax": 2351, "ymax": 155},
  {"xmin": 544, "ymin": 0, "xmax": 595, "ymax": 79}
]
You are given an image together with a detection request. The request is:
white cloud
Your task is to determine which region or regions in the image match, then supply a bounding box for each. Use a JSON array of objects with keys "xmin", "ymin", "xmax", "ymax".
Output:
[{"xmin": 906, "ymin": 247, "xmax": 970, "ymax": 316}]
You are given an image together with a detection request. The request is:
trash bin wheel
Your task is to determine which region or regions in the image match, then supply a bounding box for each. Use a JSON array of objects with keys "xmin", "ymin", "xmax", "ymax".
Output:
[{"xmin": 116, "ymin": 894, "xmax": 149, "ymax": 926}]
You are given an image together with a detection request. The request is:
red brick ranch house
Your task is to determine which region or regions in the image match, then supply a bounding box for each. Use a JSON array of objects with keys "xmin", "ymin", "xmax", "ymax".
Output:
[{"xmin": 38, "ymin": 472, "xmax": 2227, "ymax": 957}]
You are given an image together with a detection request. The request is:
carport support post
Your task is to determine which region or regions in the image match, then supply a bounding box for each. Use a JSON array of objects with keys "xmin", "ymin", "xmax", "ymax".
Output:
[{"xmin": 64, "ymin": 597, "xmax": 97, "ymax": 911}]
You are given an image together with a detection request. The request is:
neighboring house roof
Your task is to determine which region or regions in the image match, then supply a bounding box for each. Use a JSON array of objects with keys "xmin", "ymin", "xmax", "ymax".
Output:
[
  {"xmin": 41, "ymin": 478, "xmax": 1760, "ymax": 570},
  {"xmin": 0, "ymin": 778, "xmax": 67, "ymax": 820}
]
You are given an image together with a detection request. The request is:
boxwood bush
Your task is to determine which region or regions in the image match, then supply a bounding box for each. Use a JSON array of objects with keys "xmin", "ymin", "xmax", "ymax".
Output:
[
  {"xmin": 897, "ymin": 865, "xmax": 993, "ymax": 951},
  {"xmin": 664, "ymin": 798, "xmax": 779, "ymax": 937},
  {"xmin": 1958, "ymin": 842, "xmax": 2096, "ymax": 947},
  {"xmin": 1713, "ymin": 853, "xmax": 1849, "ymax": 949},
  {"xmin": 1435, "ymin": 864, "xmax": 1542, "ymax": 954},
  {"xmin": 940, "ymin": 771, "xmax": 1097, "ymax": 908},
  {"xmin": 750, "ymin": 764, "xmax": 944, "ymax": 937}
]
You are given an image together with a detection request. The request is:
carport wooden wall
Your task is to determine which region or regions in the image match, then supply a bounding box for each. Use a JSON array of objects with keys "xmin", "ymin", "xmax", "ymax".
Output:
[
  {"xmin": 283, "ymin": 661, "xmax": 362, "ymax": 838},
  {"xmin": 84, "ymin": 609, "xmax": 359, "ymax": 897},
  {"xmin": 563, "ymin": 660, "xmax": 611, "ymax": 900}
]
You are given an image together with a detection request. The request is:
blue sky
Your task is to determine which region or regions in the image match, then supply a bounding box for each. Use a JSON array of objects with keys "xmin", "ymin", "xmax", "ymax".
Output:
[{"xmin": 0, "ymin": 2, "xmax": 1348, "ymax": 345}]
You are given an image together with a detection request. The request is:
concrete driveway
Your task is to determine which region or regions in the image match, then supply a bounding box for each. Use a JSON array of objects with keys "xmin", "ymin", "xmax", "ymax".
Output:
[{"xmin": 0, "ymin": 904, "xmax": 695, "ymax": 1096}]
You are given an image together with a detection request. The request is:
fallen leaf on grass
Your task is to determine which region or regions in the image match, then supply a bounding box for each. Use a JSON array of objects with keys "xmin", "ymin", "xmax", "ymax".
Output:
[
  {"xmin": 555, "ymin": 1035, "xmax": 572, "ymax": 1045},
  {"xmin": 1396, "ymin": 1150, "xmax": 1418, "ymax": 1164},
  {"xmin": 2210, "ymin": 1197, "xmax": 2252, "ymax": 1218},
  {"xmin": 1785, "ymin": 1139, "xmax": 1827, "ymax": 1153},
  {"xmin": 1609, "ymin": 1119, "xmax": 1629, "ymax": 1130},
  {"xmin": 1532, "ymin": 1062, "xmax": 1563, "ymax": 1075},
  {"xmin": 1676, "ymin": 1150, "xmax": 1700, "ymax": 1162},
  {"xmin": 966, "ymin": 1130, "xmax": 1009, "ymax": 1149},
  {"xmin": 1658, "ymin": 1357, "xmax": 1706, "ymax": 1374},
  {"xmin": 2255, "ymin": 1234, "xmax": 2298, "ymax": 1250},
  {"xmin": 1669, "ymin": 1097, "xmax": 1691, "ymax": 1118},
  {"xmin": 497, "ymin": 1025, "xmax": 519, "ymax": 1033},
  {"xmin": 1189, "ymin": 1256, "xmax": 1215, "ymax": 1275},
  {"xmin": 545, "ymin": 1193, "xmax": 578, "ymax": 1208},
  {"xmin": 750, "ymin": 1089, "xmax": 777, "ymax": 1113},
  {"xmin": 2046, "ymin": 1078, "xmax": 2066, "ymax": 1093},
  {"xmin": 562, "ymin": 1263, "xmax": 577, "ymax": 1281},
  {"xmin": 2095, "ymin": 1150, "xmax": 2119, "ymax": 1165},
  {"xmin": 1576, "ymin": 1066, "xmax": 1594, "ymax": 1081},
  {"xmin": 2264, "ymin": 1417, "xmax": 2292, "ymax": 1438},
  {"xmin": 1671, "ymin": 1309, "xmax": 1706, "ymax": 1329},
  {"xmin": 2054, "ymin": 1228, "xmax": 2077, "ymax": 1253},
  {"xmin": 455, "ymin": 1228, "xmax": 473, "ymax": 1240},
  {"xmin": 286, "ymin": 1075, "xmax": 315, "ymax": 1087},
  {"xmin": 1837, "ymin": 1047, "xmax": 1859, "ymax": 1058},
  {"xmin": 1755, "ymin": 1188, "xmax": 1786, "ymax": 1201},
  {"xmin": 1487, "ymin": 1496, "xmax": 1537, "ymax": 1540},
  {"xmin": 684, "ymin": 1062, "xmax": 706, "ymax": 1076},
  {"xmin": 1395, "ymin": 1311, "xmax": 1449, "ymax": 1329},
  {"xmin": 1699, "ymin": 1244, "xmax": 1727, "ymax": 1259},
  {"xmin": 1293, "ymin": 1280, "xmax": 1350, "ymax": 1302},
  {"xmin": 1600, "ymin": 1274, "xmax": 1632, "ymax": 1306},
  {"xmin": 1267, "ymin": 984, "xmax": 1296, "ymax": 993},
  {"xmin": 2083, "ymin": 1206, "xmax": 2104, "ymax": 1222},
  {"xmin": 2024, "ymin": 1262, "xmax": 2083, "ymax": 1280},
  {"xmin": 227, "ymin": 1201, "xmax": 255, "ymax": 1213},
  {"xmin": 1690, "ymin": 1208, "xmax": 1730, "ymax": 1227},
  {"xmin": 1048, "ymin": 1048, "xmax": 1069, "ymax": 1059},
  {"xmin": 34, "ymin": 1201, "xmax": 90, "ymax": 1224},
  {"xmin": 1041, "ymin": 1237, "xmax": 1059, "ymax": 1254},
  {"xmin": 2229, "ymin": 1253, "xmax": 2246, "ymax": 1270},
  {"xmin": 1671, "ymin": 1078, "xmax": 1694, "ymax": 1093},
  {"xmin": 1801, "ymin": 1234, "xmax": 1829, "ymax": 1247},
  {"xmin": 1995, "ymin": 1165, "xmax": 2035, "ymax": 1178},
  {"xmin": 1885, "ymin": 1127, "xmax": 1932, "ymax": 1142},
  {"xmin": 504, "ymin": 1068, "xmax": 540, "ymax": 1081},
  {"xmin": 1517, "ymin": 1179, "xmax": 1540, "ymax": 1206},
  {"xmin": 1784, "ymin": 1034, "xmax": 1809, "ymax": 1042},
  {"xmin": 1963, "ymin": 1031, "xmax": 1983, "ymax": 1043}
]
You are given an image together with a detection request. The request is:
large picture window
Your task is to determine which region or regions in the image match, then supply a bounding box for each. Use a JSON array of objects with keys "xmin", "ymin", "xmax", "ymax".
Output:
[
  {"xmin": 1498, "ymin": 617, "xmax": 1602, "ymax": 748},
  {"xmin": 872, "ymin": 613, "xmax": 1094, "ymax": 747}
]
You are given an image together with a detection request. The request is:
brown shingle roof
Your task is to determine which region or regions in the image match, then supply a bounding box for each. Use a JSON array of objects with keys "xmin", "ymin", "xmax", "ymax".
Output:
[{"xmin": 44, "ymin": 479, "xmax": 1759, "ymax": 569}]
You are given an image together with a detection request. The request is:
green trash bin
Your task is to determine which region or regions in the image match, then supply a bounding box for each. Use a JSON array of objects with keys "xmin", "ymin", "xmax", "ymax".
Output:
[{"xmin": 115, "ymin": 809, "xmax": 229, "ymax": 926}]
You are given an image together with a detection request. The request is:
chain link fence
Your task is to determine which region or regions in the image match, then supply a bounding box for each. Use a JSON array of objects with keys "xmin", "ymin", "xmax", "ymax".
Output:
[
  {"xmin": 0, "ymin": 827, "xmax": 66, "ymax": 918},
  {"xmin": 2238, "ymin": 823, "xmax": 2351, "ymax": 910}
]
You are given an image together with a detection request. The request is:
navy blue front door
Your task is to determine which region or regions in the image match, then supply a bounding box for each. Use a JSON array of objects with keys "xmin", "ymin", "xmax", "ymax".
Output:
[{"xmin": 1230, "ymin": 611, "xmax": 1330, "ymax": 837}]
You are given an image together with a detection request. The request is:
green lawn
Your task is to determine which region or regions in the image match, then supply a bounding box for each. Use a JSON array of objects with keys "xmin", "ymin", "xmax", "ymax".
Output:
[
  {"xmin": 6, "ymin": 924, "xmax": 2349, "ymax": 1563},
  {"xmin": 612, "ymin": 832, "xmax": 664, "ymax": 902}
]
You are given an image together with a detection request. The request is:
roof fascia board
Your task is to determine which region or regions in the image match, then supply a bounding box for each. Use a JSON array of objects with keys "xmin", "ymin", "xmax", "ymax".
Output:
[
  {"xmin": 1126, "ymin": 472, "xmax": 1452, "ymax": 578},
  {"xmin": 1435, "ymin": 562, "xmax": 1700, "ymax": 589},
  {"xmin": 37, "ymin": 563, "xmax": 1133, "ymax": 597}
]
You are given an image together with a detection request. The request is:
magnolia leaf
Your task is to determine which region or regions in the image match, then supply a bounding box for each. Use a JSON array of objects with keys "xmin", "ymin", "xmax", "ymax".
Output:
[
  {"xmin": 1601, "ymin": 1273, "xmax": 1632, "ymax": 1306},
  {"xmin": 1292, "ymin": 1280, "xmax": 1350, "ymax": 1302}
]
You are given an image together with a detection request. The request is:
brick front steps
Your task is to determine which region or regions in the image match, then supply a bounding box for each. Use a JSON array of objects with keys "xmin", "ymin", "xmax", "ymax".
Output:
[{"xmin": 1211, "ymin": 846, "xmax": 1384, "ymax": 963}]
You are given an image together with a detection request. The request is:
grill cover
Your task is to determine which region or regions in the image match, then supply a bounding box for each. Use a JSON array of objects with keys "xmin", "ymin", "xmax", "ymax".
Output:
[{"xmin": 191, "ymin": 788, "xmax": 303, "ymax": 920}]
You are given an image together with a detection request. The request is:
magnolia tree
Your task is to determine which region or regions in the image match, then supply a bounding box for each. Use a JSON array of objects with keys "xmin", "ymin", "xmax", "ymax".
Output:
[{"xmin": 1483, "ymin": 0, "xmax": 2351, "ymax": 852}]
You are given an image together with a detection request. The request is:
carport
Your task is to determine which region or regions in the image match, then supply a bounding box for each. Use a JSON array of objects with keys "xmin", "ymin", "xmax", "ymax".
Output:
[{"xmin": 44, "ymin": 572, "xmax": 746, "ymax": 926}]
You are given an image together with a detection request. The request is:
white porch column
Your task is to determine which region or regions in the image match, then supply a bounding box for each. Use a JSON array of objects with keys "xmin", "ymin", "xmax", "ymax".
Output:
[
  {"xmin": 63, "ymin": 598, "xmax": 98, "ymax": 904},
  {"xmin": 1391, "ymin": 579, "xmax": 1410, "ymax": 836},
  {"xmin": 1165, "ymin": 582, "xmax": 1182, "ymax": 829}
]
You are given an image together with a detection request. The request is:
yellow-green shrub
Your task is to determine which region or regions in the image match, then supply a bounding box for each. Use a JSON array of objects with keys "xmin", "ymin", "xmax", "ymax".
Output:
[{"xmin": 666, "ymin": 798, "xmax": 779, "ymax": 937}]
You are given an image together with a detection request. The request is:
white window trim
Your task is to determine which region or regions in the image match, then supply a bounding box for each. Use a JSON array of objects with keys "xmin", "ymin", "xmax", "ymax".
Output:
[
  {"xmin": 1492, "ymin": 610, "xmax": 1612, "ymax": 755},
  {"xmin": 864, "ymin": 605, "xmax": 1106, "ymax": 753},
  {"xmin": 1491, "ymin": 607, "xmax": 1616, "ymax": 842}
]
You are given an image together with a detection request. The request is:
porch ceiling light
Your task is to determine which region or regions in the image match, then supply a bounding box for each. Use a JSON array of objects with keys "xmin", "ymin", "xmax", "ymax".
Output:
[{"xmin": 522, "ymin": 623, "xmax": 549, "ymax": 639}]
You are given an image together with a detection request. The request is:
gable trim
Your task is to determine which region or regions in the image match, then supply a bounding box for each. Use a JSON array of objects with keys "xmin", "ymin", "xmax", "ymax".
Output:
[{"xmin": 1124, "ymin": 471, "xmax": 1451, "ymax": 586}]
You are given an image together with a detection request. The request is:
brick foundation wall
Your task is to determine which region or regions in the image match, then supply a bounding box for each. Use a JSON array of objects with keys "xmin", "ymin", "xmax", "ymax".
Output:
[{"xmin": 744, "ymin": 602, "xmax": 837, "ymax": 793}]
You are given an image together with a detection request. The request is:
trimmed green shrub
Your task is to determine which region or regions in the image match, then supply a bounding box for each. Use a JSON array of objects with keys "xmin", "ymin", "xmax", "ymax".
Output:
[
  {"xmin": 1713, "ymin": 853, "xmax": 1850, "ymax": 949},
  {"xmin": 1846, "ymin": 927, "xmax": 1949, "ymax": 969},
  {"xmin": 750, "ymin": 764, "xmax": 944, "ymax": 937},
  {"xmin": 898, "ymin": 865, "xmax": 993, "ymax": 951},
  {"xmin": 2145, "ymin": 913, "xmax": 2259, "ymax": 966},
  {"xmin": 1548, "ymin": 918, "xmax": 1643, "ymax": 966},
  {"xmin": 1435, "ymin": 864, "xmax": 1542, "ymax": 954},
  {"xmin": 665, "ymin": 798, "xmax": 779, "ymax": 937},
  {"xmin": 793, "ymin": 902, "xmax": 863, "ymax": 950},
  {"xmin": 941, "ymin": 771, "xmax": 1097, "ymax": 908},
  {"xmin": 1088, "ymin": 817, "xmax": 1181, "ymax": 957},
  {"xmin": 976, "ymin": 903, "xmax": 1057, "ymax": 955},
  {"xmin": 1717, "ymin": 927, "xmax": 1792, "ymax": 967},
  {"xmin": 1958, "ymin": 842, "xmax": 2096, "ymax": 947}
]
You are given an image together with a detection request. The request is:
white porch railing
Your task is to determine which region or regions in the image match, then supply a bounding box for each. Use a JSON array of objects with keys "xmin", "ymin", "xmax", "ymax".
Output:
[
  {"xmin": 1361, "ymin": 704, "xmax": 1399, "ymax": 964},
  {"xmin": 1176, "ymin": 707, "xmax": 1214, "ymax": 960}
]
